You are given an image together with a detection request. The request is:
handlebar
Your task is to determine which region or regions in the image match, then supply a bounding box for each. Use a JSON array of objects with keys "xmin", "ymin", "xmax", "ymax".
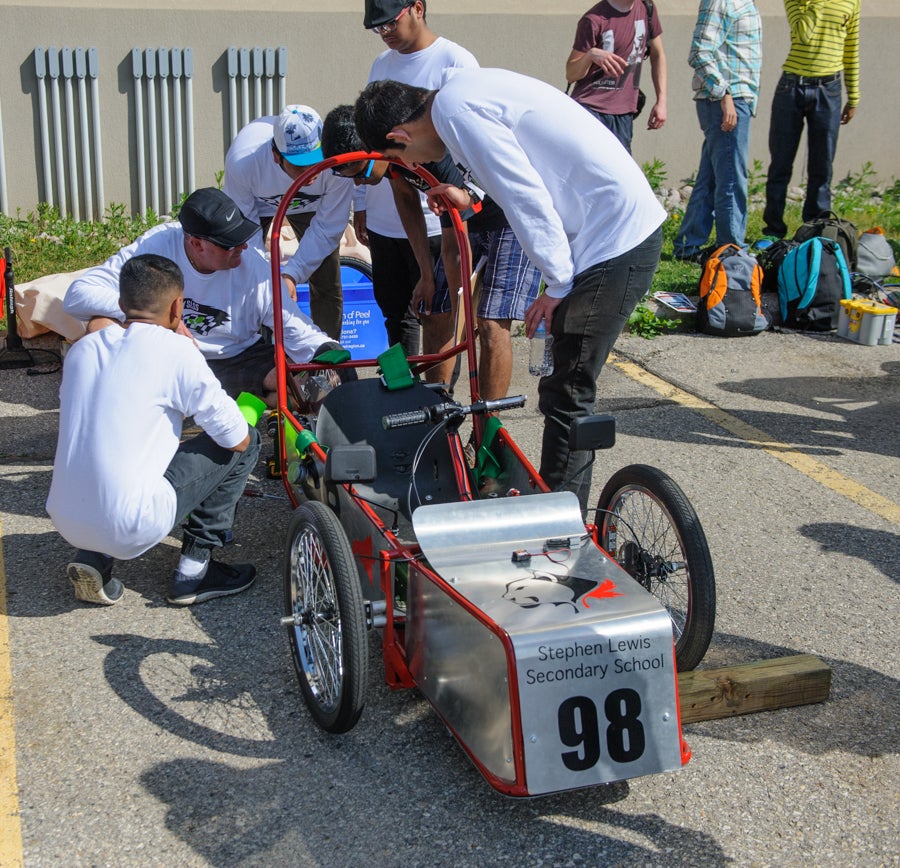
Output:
[{"xmin": 382, "ymin": 395, "xmax": 527, "ymax": 430}]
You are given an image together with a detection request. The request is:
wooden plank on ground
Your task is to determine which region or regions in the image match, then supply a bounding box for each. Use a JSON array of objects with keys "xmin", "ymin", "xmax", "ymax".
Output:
[{"xmin": 678, "ymin": 654, "xmax": 831, "ymax": 724}]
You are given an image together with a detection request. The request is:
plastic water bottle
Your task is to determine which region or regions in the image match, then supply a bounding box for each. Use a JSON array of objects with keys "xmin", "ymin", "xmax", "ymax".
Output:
[{"xmin": 529, "ymin": 321, "xmax": 554, "ymax": 376}]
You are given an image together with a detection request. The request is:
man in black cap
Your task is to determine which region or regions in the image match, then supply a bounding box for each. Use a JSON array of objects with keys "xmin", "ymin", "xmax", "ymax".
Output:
[
  {"xmin": 355, "ymin": 0, "xmax": 478, "ymax": 377},
  {"xmin": 65, "ymin": 187, "xmax": 347, "ymax": 403}
]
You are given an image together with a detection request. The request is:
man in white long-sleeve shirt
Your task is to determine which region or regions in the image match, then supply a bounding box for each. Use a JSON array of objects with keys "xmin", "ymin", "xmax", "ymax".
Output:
[
  {"xmin": 358, "ymin": 0, "xmax": 478, "ymax": 365},
  {"xmin": 355, "ymin": 68, "xmax": 665, "ymax": 510},
  {"xmin": 49, "ymin": 254, "xmax": 261, "ymax": 607},
  {"xmin": 224, "ymin": 105, "xmax": 354, "ymax": 340},
  {"xmin": 64, "ymin": 187, "xmax": 346, "ymax": 403}
]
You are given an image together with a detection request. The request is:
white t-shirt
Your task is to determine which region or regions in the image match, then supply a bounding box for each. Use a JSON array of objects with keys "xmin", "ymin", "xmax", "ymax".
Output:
[
  {"xmin": 64, "ymin": 222, "xmax": 330, "ymax": 363},
  {"xmin": 223, "ymin": 116, "xmax": 354, "ymax": 283},
  {"xmin": 361, "ymin": 36, "xmax": 479, "ymax": 239},
  {"xmin": 46, "ymin": 323, "xmax": 248, "ymax": 560},
  {"xmin": 431, "ymin": 68, "xmax": 666, "ymax": 297}
]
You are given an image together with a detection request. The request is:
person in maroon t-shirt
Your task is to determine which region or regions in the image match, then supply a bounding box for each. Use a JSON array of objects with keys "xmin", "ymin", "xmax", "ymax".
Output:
[{"xmin": 565, "ymin": 0, "xmax": 667, "ymax": 153}]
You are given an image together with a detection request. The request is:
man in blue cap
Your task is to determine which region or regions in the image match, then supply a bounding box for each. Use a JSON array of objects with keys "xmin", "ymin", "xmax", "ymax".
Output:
[{"xmin": 225, "ymin": 105, "xmax": 354, "ymax": 340}]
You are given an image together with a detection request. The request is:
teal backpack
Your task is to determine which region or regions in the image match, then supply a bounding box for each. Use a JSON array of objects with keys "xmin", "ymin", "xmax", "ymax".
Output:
[{"xmin": 778, "ymin": 237, "xmax": 852, "ymax": 331}]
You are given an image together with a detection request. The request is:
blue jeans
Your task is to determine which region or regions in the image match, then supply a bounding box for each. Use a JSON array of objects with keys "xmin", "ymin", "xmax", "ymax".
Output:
[
  {"xmin": 538, "ymin": 226, "xmax": 662, "ymax": 512},
  {"xmin": 674, "ymin": 98, "xmax": 752, "ymax": 256},
  {"xmin": 763, "ymin": 72, "xmax": 843, "ymax": 239},
  {"xmin": 165, "ymin": 428, "xmax": 261, "ymax": 559}
]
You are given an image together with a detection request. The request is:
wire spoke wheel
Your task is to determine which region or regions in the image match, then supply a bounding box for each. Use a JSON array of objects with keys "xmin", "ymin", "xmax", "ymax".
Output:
[
  {"xmin": 596, "ymin": 464, "xmax": 715, "ymax": 671},
  {"xmin": 283, "ymin": 501, "xmax": 368, "ymax": 732}
]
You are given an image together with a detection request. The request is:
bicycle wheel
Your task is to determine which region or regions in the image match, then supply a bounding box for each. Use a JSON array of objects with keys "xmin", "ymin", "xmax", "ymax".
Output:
[
  {"xmin": 283, "ymin": 501, "xmax": 368, "ymax": 732},
  {"xmin": 595, "ymin": 464, "xmax": 715, "ymax": 672}
]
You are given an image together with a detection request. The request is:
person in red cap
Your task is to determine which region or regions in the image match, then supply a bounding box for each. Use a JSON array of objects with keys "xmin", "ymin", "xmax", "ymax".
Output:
[
  {"xmin": 224, "ymin": 105, "xmax": 354, "ymax": 340},
  {"xmin": 64, "ymin": 187, "xmax": 349, "ymax": 404}
]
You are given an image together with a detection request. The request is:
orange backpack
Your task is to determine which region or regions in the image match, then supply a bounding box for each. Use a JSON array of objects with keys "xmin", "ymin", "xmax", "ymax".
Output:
[{"xmin": 697, "ymin": 244, "xmax": 769, "ymax": 336}]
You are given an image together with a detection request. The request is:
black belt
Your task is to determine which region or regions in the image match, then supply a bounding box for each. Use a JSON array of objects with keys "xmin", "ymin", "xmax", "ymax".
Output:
[{"xmin": 783, "ymin": 72, "xmax": 841, "ymax": 86}]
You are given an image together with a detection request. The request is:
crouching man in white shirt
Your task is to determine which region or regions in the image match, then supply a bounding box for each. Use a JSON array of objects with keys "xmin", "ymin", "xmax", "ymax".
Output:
[
  {"xmin": 64, "ymin": 188, "xmax": 351, "ymax": 406},
  {"xmin": 48, "ymin": 254, "xmax": 261, "ymax": 607}
]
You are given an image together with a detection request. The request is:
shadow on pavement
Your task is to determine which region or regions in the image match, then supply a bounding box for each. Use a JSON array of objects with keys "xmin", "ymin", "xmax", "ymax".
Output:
[{"xmin": 798, "ymin": 522, "xmax": 899, "ymax": 584}]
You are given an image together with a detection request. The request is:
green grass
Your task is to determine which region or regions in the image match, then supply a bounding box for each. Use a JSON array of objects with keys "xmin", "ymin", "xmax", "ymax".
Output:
[{"xmin": 1, "ymin": 202, "xmax": 160, "ymax": 283}]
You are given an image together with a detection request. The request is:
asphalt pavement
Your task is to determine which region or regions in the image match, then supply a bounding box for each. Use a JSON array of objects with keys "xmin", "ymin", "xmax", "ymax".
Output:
[{"xmin": 1, "ymin": 324, "xmax": 898, "ymax": 867}]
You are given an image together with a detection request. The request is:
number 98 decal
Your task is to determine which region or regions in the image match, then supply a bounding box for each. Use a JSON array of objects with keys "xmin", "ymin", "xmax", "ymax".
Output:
[{"xmin": 558, "ymin": 688, "xmax": 645, "ymax": 770}]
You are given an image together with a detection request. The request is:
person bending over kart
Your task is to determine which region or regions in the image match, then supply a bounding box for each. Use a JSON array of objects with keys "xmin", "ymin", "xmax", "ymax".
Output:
[
  {"xmin": 322, "ymin": 104, "xmax": 541, "ymax": 401},
  {"xmin": 355, "ymin": 68, "xmax": 665, "ymax": 511},
  {"xmin": 64, "ymin": 187, "xmax": 351, "ymax": 405},
  {"xmin": 48, "ymin": 254, "xmax": 261, "ymax": 606}
]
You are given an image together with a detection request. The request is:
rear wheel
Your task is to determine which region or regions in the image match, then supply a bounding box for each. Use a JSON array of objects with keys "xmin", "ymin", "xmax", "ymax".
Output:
[
  {"xmin": 283, "ymin": 501, "xmax": 368, "ymax": 732},
  {"xmin": 595, "ymin": 464, "xmax": 715, "ymax": 671}
]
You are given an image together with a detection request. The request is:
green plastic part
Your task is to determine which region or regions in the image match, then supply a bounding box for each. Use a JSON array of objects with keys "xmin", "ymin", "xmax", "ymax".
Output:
[
  {"xmin": 313, "ymin": 348, "xmax": 351, "ymax": 365},
  {"xmin": 236, "ymin": 391, "xmax": 267, "ymax": 427},
  {"xmin": 377, "ymin": 344, "xmax": 416, "ymax": 390},
  {"xmin": 475, "ymin": 416, "xmax": 504, "ymax": 486}
]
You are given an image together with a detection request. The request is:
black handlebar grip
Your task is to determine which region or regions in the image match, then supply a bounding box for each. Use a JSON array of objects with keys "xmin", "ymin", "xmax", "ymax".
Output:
[{"xmin": 382, "ymin": 409, "xmax": 431, "ymax": 430}]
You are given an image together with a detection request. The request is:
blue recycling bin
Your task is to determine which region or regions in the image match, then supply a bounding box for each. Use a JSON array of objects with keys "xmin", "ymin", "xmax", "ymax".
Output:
[{"xmin": 296, "ymin": 257, "xmax": 388, "ymax": 358}]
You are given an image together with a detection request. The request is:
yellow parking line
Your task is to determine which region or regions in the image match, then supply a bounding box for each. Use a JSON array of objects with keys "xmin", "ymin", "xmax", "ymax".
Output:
[
  {"xmin": 611, "ymin": 354, "xmax": 900, "ymax": 528},
  {"xmin": 0, "ymin": 517, "xmax": 24, "ymax": 868}
]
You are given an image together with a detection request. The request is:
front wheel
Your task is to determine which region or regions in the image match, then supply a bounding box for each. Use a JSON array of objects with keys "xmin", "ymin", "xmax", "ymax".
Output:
[
  {"xmin": 283, "ymin": 501, "xmax": 368, "ymax": 732},
  {"xmin": 595, "ymin": 465, "xmax": 715, "ymax": 672}
]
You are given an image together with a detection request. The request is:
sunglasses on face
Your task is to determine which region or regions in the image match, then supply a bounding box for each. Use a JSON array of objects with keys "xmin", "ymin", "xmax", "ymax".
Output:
[
  {"xmin": 332, "ymin": 159, "xmax": 375, "ymax": 181},
  {"xmin": 369, "ymin": 4, "xmax": 412, "ymax": 35}
]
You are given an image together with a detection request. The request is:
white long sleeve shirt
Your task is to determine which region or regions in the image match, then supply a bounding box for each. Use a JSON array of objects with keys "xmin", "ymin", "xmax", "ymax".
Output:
[
  {"xmin": 361, "ymin": 36, "xmax": 479, "ymax": 238},
  {"xmin": 64, "ymin": 222, "xmax": 330, "ymax": 363},
  {"xmin": 431, "ymin": 68, "xmax": 666, "ymax": 297},
  {"xmin": 47, "ymin": 323, "xmax": 248, "ymax": 560},
  {"xmin": 223, "ymin": 116, "xmax": 354, "ymax": 284}
]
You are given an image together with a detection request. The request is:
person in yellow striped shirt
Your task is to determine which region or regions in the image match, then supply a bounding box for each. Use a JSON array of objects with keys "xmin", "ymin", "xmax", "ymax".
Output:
[{"xmin": 762, "ymin": 0, "xmax": 860, "ymax": 240}]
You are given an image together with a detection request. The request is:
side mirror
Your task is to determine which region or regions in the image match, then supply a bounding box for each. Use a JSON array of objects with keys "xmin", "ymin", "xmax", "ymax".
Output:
[{"xmin": 568, "ymin": 415, "xmax": 615, "ymax": 451}]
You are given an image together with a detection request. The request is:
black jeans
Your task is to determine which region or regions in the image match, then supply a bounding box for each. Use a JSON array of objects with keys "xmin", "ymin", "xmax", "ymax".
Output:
[
  {"xmin": 538, "ymin": 226, "xmax": 662, "ymax": 512},
  {"xmin": 368, "ymin": 230, "xmax": 443, "ymax": 357},
  {"xmin": 763, "ymin": 72, "xmax": 843, "ymax": 238}
]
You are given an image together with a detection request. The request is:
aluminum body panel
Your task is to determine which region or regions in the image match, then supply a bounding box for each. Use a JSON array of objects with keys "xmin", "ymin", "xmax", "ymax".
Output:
[{"xmin": 413, "ymin": 493, "xmax": 684, "ymax": 794}]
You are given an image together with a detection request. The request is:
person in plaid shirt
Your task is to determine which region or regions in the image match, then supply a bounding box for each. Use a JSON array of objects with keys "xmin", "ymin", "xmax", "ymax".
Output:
[{"xmin": 673, "ymin": 0, "xmax": 762, "ymax": 262}]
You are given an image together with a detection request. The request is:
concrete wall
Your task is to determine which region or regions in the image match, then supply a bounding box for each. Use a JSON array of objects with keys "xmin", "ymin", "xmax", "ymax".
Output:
[{"xmin": 1, "ymin": 0, "xmax": 897, "ymax": 217}]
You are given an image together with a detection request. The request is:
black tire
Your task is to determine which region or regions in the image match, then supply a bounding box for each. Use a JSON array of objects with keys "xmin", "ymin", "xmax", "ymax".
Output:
[
  {"xmin": 595, "ymin": 464, "xmax": 715, "ymax": 672},
  {"xmin": 339, "ymin": 255, "xmax": 373, "ymax": 279},
  {"xmin": 283, "ymin": 501, "xmax": 368, "ymax": 732}
]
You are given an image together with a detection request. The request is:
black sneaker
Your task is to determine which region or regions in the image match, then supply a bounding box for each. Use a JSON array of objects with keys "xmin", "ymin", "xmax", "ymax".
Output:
[
  {"xmin": 68, "ymin": 558, "xmax": 124, "ymax": 606},
  {"xmin": 167, "ymin": 560, "xmax": 256, "ymax": 606}
]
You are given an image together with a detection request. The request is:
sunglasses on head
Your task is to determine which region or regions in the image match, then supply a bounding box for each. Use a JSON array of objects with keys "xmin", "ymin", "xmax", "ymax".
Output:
[
  {"xmin": 369, "ymin": 4, "xmax": 413, "ymax": 35},
  {"xmin": 332, "ymin": 159, "xmax": 375, "ymax": 181}
]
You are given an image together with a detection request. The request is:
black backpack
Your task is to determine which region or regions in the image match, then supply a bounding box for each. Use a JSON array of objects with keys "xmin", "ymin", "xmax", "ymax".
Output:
[
  {"xmin": 757, "ymin": 239, "xmax": 799, "ymax": 294},
  {"xmin": 793, "ymin": 210, "xmax": 859, "ymax": 271}
]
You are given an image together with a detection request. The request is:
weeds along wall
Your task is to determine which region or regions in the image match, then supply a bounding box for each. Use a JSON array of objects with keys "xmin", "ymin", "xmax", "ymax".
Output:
[{"xmin": 0, "ymin": 1, "xmax": 897, "ymax": 217}]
